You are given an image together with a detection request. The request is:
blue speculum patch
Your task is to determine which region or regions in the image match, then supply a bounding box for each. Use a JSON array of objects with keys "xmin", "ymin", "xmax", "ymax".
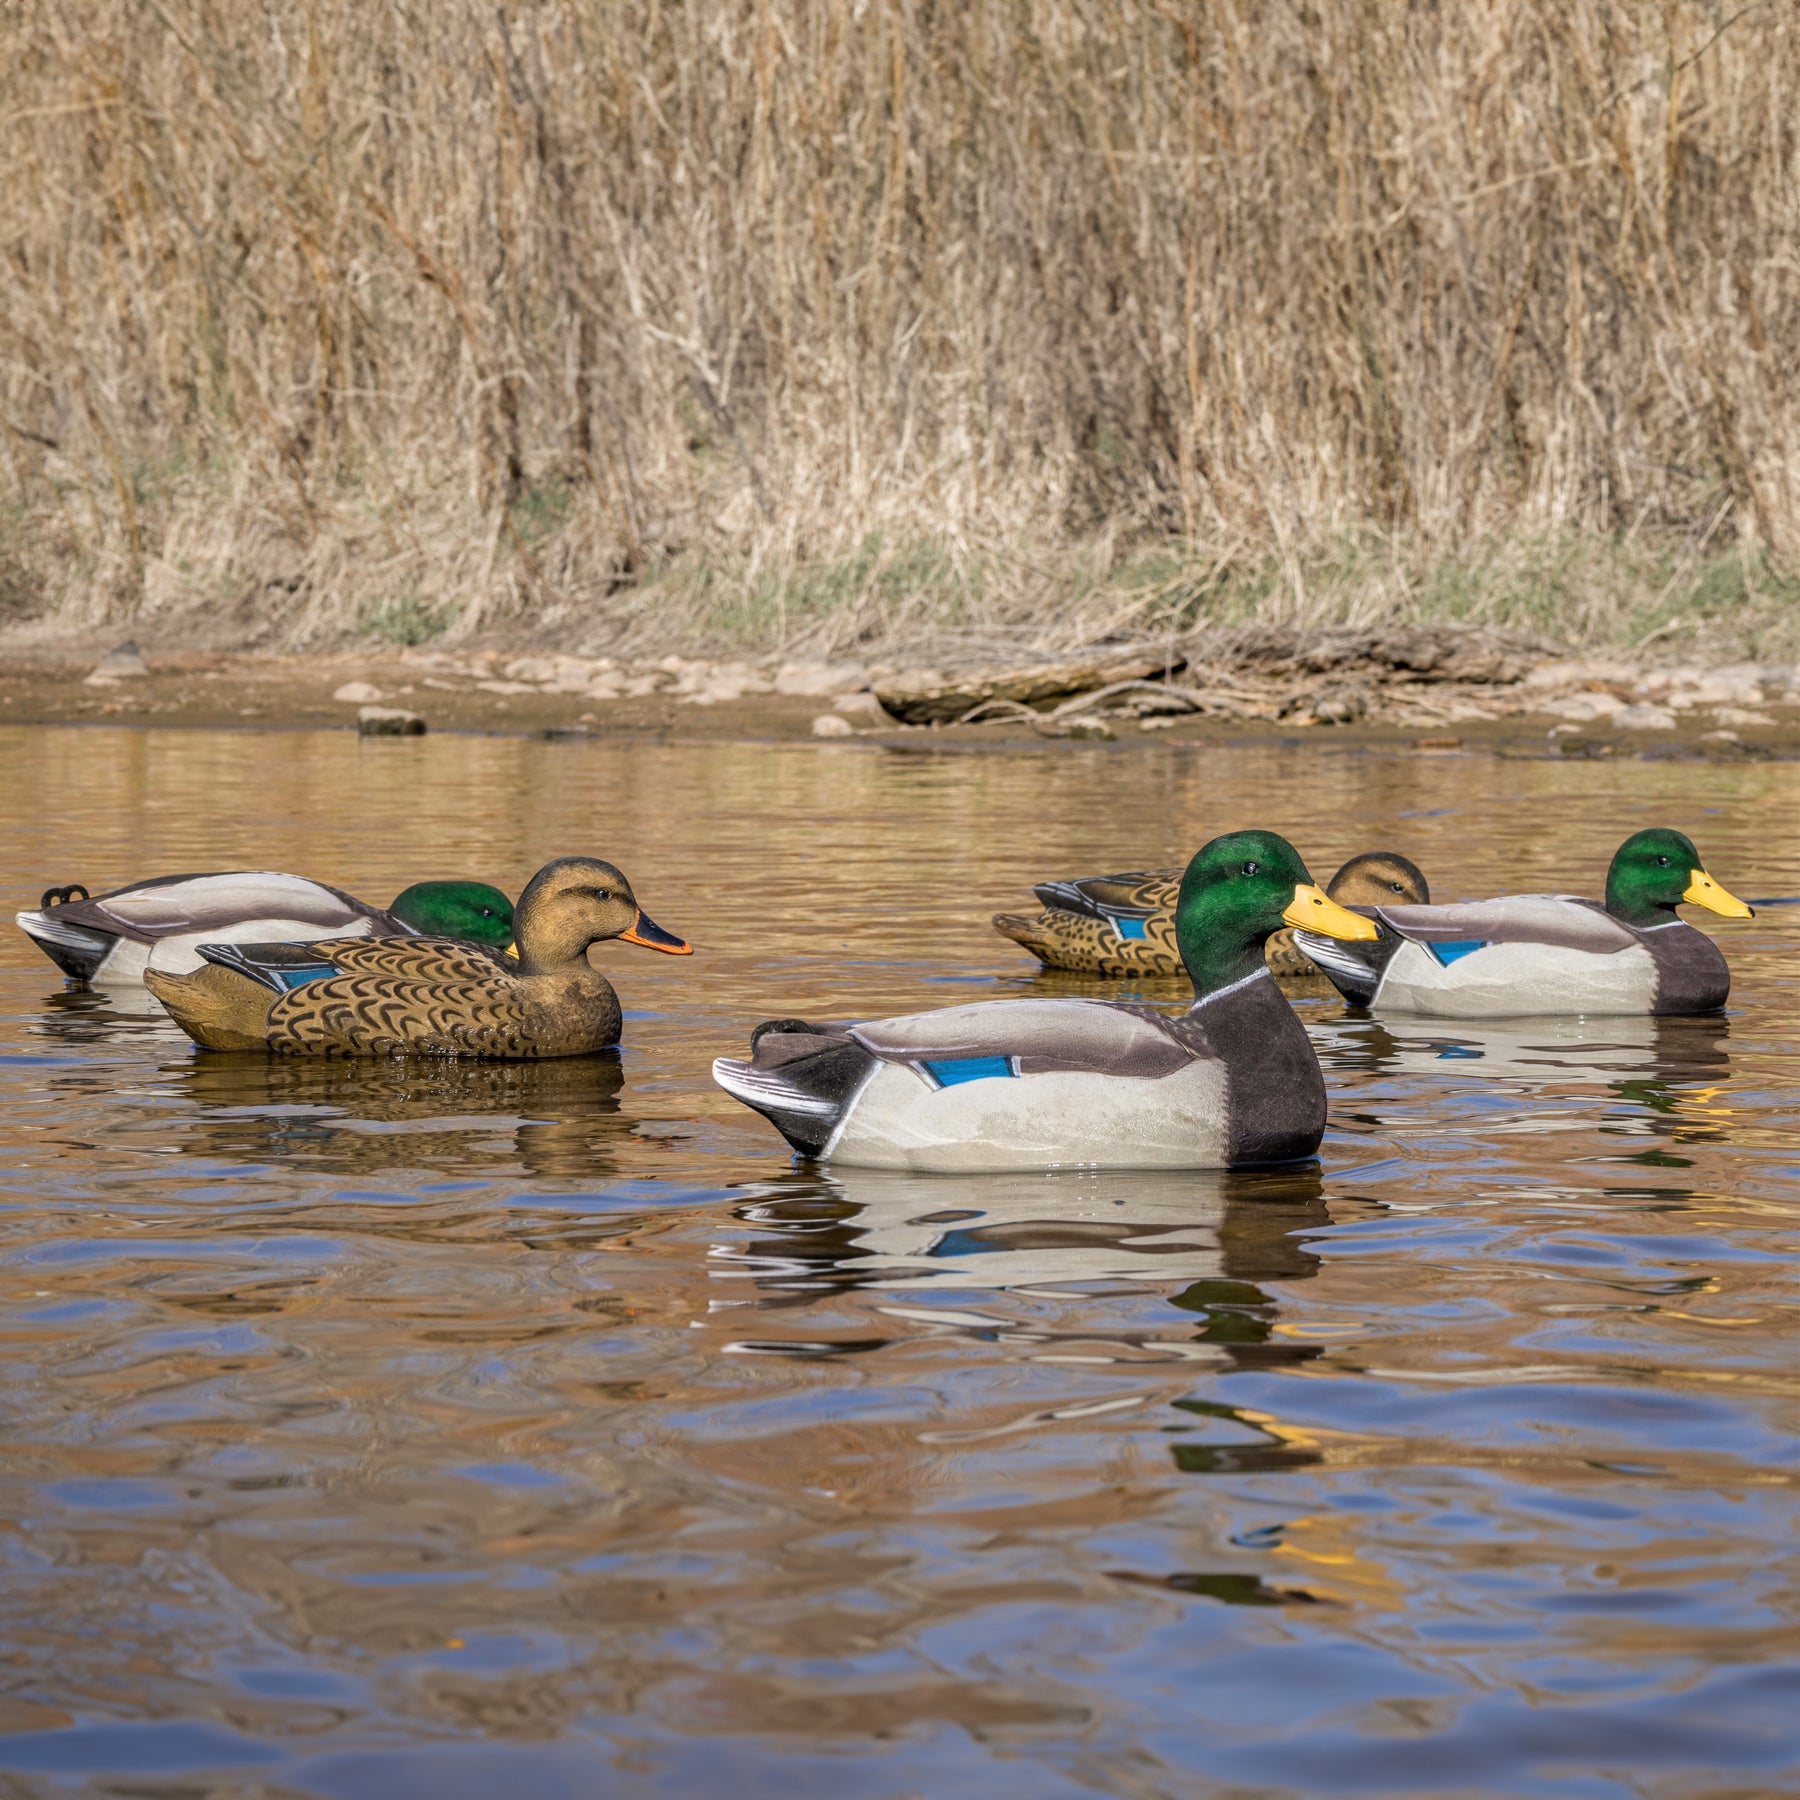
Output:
[
  {"xmin": 1428, "ymin": 940, "xmax": 1489, "ymax": 967},
  {"xmin": 921, "ymin": 1056, "xmax": 1016, "ymax": 1087},
  {"xmin": 275, "ymin": 966, "xmax": 339, "ymax": 991},
  {"xmin": 1113, "ymin": 917, "xmax": 1149, "ymax": 939}
]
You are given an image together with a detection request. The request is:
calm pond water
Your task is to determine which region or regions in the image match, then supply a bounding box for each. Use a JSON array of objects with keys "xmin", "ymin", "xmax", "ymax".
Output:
[{"xmin": 1, "ymin": 725, "xmax": 1797, "ymax": 1798}]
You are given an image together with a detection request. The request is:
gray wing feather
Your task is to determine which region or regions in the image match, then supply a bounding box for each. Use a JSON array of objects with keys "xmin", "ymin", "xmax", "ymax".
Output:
[
  {"xmin": 74, "ymin": 872, "xmax": 385, "ymax": 942},
  {"xmin": 1375, "ymin": 895, "xmax": 1637, "ymax": 954},
  {"xmin": 849, "ymin": 999, "xmax": 1197, "ymax": 1078}
]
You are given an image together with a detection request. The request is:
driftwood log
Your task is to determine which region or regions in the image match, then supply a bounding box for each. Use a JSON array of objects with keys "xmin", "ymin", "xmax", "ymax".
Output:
[
  {"xmin": 869, "ymin": 624, "xmax": 1554, "ymax": 728},
  {"xmin": 872, "ymin": 650, "xmax": 1177, "ymax": 724}
]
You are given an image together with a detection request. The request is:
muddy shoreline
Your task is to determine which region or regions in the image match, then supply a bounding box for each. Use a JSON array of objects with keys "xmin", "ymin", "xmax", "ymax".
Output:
[{"xmin": 4, "ymin": 647, "xmax": 1799, "ymax": 761}]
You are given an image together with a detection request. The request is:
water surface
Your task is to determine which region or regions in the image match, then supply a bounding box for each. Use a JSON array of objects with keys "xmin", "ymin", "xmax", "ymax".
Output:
[{"xmin": 1, "ymin": 726, "xmax": 1797, "ymax": 1796}]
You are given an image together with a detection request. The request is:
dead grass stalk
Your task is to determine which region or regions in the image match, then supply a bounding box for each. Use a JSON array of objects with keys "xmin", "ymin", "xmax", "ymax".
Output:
[{"xmin": 1, "ymin": 1, "xmax": 1797, "ymax": 657}]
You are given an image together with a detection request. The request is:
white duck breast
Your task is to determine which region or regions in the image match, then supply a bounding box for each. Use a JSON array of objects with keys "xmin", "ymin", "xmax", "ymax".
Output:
[
  {"xmin": 14, "ymin": 872, "xmax": 394, "ymax": 983},
  {"xmin": 829, "ymin": 1053, "xmax": 1233, "ymax": 1172},
  {"xmin": 712, "ymin": 974, "xmax": 1327, "ymax": 1174},
  {"xmin": 1371, "ymin": 936, "xmax": 1658, "ymax": 1018},
  {"xmin": 1296, "ymin": 894, "xmax": 1720, "ymax": 1018}
]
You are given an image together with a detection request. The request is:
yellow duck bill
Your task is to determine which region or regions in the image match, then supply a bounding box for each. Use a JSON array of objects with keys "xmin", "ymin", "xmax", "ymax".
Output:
[
  {"xmin": 1683, "ymin": 870, "xmax": 1754, "ymax": 919},
  {"xmin": 1282, "ymin": 883, "xmax": 1380, "ymax": 940}
]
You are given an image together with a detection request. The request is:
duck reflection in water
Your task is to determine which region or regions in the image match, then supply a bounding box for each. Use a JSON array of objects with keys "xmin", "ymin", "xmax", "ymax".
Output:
[
  {"xmin": 168, "ymin": 1051, "xmax": 631, "ymax": 1182},
  {"xmin": 1321, "ymin": 1010, "xmax": 1732, "ymax": 1143},
  {"xmin": 712, "ymin": 1163, "xmax": 1331, "ymax": 1372},
  {"xmin": 1323, "ymin": 1009, "xmax": 1729, "ymax": 1085},
  {"xmin": 35, "ymin": 981, "xmax": 176, "ymax": 1033},
  {"xmin": 1601, "ymin": 1015, "xmax": 1736, "ymax": 1150}
]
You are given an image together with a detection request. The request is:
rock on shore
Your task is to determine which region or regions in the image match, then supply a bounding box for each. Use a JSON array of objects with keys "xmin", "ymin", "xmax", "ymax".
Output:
[
  {"xmin": 373, "ymin": 630, "xmax": 1796, "ymax": 737},
  {"xmin": 13, "ymin": 628, "xmax": 1794, "ymax": 750},
  {"xmin": 401, "ymin": 649, "xmax": 872, "ymax": 708}
]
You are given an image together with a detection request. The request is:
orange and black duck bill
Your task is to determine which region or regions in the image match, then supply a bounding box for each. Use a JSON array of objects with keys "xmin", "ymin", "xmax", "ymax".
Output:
[{"xmin": 620, "ymin": 911, "xmax": 693, "ymax": 953}]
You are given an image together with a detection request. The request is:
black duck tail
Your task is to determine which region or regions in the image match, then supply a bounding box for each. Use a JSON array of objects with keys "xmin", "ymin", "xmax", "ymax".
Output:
[
  {"xmin": 14, "ymin": 908, "xmax": 116, "ymax": 982},
  {"xmin": 1291, "ymin": 921, "xmax": 1401, "ymax": 1007},
  {"xmin": 712, "ymin": 1020, "xmax": 876, "ymax": 1157}
]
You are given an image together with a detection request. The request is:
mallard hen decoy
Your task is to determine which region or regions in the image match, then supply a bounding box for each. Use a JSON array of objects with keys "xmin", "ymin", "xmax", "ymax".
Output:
[
  {"xmin": 144, "ymin": 857, "xmax": 689, "ymax": 1057},
  {"xmin": 712, "ymin": 830, "xmax": 1377, "ymax": 1172},
  {"xmin": 993, "ymin": 849, "xmax": 1428, "ymax": 978},
  {"xmin": 1294, "ymin": 828, "xmax": 1751, "ymax": 1017},
  {"xmin": 15, "ymin": 872, "xmax": 513, "ymax": 984}
]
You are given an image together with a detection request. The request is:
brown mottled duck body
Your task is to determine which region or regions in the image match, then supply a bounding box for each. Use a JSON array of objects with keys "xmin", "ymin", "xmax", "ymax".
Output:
[
  {"xmin": 145, "ymin": 858, "xmax": 690, "ymax": 1058},
  {"xmin": 993, "ymin": 851, "xmax": 1430, "ymax": 979}
]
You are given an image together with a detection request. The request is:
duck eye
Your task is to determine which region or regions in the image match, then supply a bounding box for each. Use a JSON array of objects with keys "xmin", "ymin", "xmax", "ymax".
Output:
[
  {"xmin": 1241, "ymin": 860, "xmax": 1260, "ymax": 876},
  {"xmin": 1390, "ymin": 881, "xmax": 1404, "ymax": 892},
  {"xmin": 1657, "ymin": 855, "xmax": 1670, "ymax": 867}
]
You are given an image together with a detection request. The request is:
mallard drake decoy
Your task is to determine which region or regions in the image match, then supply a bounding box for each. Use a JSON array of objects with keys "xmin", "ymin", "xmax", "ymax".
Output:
[
  {"xmin": 143, "ymin": 857, "xmax": 690, "ymax": 1058},
  {"xmin": 712, "ymin": 830, "xmax": 1377, "ymax": 1172},
  {"xmin": 992, "ymin": 849, "xmax": 1429, "ymax": 977},
  {"xmin": 1293, "ymin": 828, "xmax": 1752, "ymax": 1017},
  {"xmin": 15, "ymin": 872, "xmax": 514, "ymax": 984}
]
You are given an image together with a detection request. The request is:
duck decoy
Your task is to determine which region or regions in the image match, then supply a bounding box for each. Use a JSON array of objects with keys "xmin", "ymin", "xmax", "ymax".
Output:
[
  {"xmin": 1293, "ymin": 828, "xmax": 1752, "ymax": 1017},
  {"xmin": 15, "ymin": 872, "xmax": 515, "ymax": 984},
  {"xmin": 992, "ymin": 849, "xmax": 1429, "ymax": 978},
  {"xmin": 712, "ymin": 830, "xmax": 1376, "ymax": 1172},
  {"xmin": 143, "ymin": 857, "xmax": 689, "ymax": 1057}
]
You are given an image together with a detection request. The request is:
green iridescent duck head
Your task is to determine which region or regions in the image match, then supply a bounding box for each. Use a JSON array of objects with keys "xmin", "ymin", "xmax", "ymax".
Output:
[
  {"xmin": 388, "ymin": 880, "xmax": 516, "ymax": 948},
  {"xmin": 1175, "ymin": 830, "xmax": 1377, "ymax": 994},
  {"xmin": 1603, "ymin": 829, "xmax": 1753, "ymax": 928}
]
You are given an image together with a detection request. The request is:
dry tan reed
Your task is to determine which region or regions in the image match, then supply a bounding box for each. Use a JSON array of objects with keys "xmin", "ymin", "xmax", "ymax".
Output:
[{"xmin": 2, "ymin": 0, "xmax": 1797, "ymax": 656}]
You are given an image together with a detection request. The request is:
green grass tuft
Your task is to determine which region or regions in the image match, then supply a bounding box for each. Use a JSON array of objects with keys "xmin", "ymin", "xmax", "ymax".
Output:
[{"xmin": 359, "ymin": 593, "xmax": 449, "ymax": 646}]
